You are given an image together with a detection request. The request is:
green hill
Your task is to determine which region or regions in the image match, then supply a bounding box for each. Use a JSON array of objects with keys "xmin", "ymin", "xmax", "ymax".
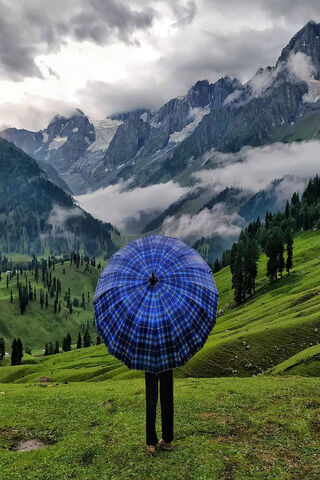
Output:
[
  {"xmin": 266, "ymin": 343, "xmax": 320, "ymax": 377},
  {"xmin": 1, "ymin": 230, "xmax": 319, "ymax": 382},
  {"xmin": 183, "ymin": 230, "xmax": 320, "ymax": 377},
  {"xmin": 0, "ymin": 257, "xmax": 101, "ymax": 353}
]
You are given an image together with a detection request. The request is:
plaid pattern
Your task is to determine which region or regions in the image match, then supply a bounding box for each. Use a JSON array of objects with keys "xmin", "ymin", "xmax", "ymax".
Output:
[{"xmin": 93, "ymin": 235, "xmax": 219, "ymax": 373}]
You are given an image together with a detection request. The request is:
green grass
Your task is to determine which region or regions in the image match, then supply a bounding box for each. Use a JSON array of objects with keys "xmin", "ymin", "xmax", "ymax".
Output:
[
  {"xmin": 182, "ymin": 230, "xmax": 320, "ymax": 377},
  {"xmin": 0, "ymin": 259, "xmax": 102, "ymax": 351},
  {"xmin": 0, "ymin": 232, "xmax": 320, "ymax": 479},
  {"xmin": 267, "ymin": 344, "xmax": 320, "ymax": 377},
  {"xmin": 0, "ymin": 344, "xmax": 131, "ymax": 384},
  {"xmin": 0, "ymin": 376, "xmax": 319, "ymax": 480},
  {"xmin": 1, "ymin": 230, "xmax": 319, "ymax": 380}
]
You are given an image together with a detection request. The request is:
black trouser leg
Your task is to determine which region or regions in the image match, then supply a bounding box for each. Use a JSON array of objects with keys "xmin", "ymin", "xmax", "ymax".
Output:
[
  {"xmin": 145, "ymin": 371, "xmax": 159, "ymax": 445},
  {"xmin": 159, "ymin": 369, "xmax": 174, "ymax": 443}
]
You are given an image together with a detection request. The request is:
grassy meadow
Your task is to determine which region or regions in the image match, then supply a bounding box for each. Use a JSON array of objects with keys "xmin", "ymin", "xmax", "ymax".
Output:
[
  {"xmin": 0, "ymin": 377, "xmax": 319, "ymax": 479},
  {"xmin": 0, "ymin": 256, "xmax": 102, "ymax": 353}
]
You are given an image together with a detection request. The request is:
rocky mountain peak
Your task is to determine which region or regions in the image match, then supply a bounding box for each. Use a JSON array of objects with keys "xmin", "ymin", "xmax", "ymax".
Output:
[{"xmin": 277, "ymin": 20, "xmax": 320, "ymax": 77}]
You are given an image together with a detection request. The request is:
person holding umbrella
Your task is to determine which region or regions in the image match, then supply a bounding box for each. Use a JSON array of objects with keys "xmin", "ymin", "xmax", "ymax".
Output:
[{"xmin": 93, "ymin": 235, "xmax": 219, "ymax": 455}]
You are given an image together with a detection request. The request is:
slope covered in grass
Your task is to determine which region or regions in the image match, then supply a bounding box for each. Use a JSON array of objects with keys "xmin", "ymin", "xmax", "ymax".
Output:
[
  {"xmin": 1, "ymin": 231, "xmax": 319, "ymax": 380},
  {"xmin": 0, "ymin": 259, "xmax": 101, "ymax": 352},
  {"xmin": 267, "ymin": 344, "xmax": 320, "ymax": 377},
  {"xmin": 182, "ymin": 230, "xmax": 320, "ymax": 377},
  {"xmin": 0, "ymin": 344, "xmax": 132, "ymax": 384}
]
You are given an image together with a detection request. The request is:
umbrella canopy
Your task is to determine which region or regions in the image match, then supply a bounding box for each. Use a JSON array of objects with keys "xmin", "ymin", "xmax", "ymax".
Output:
[{"xmin": 93, "ymin": 235, "xmax": 219, "ymax": 373}]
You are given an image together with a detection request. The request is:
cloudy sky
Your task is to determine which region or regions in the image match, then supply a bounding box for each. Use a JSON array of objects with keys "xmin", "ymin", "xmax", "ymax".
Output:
[{"xmin": 1, "ymin": 0, "xmax": 320, "ymax": 130}]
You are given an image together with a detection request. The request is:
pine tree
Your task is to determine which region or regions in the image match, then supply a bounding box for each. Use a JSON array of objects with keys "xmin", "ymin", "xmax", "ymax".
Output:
[
  {"xmin": 11, "ymin": 338, "xmax": 17, "ymax": 366},
  {"xmin": 48, "ymin": 342, "xmax": 53, "ymax": 355},
  {"xmin": 213, "ymin": 259, "xmax": 221, "ymax": 273},
  {"xmin": 265, "ymin": 228, "xmax": 283, "ymax": 281},
  {"xmin": 40, "ymin": 289, "xmax": 44, "ymax": 308},
  {"xmin": 54, "ymin": 341, "xmax": 59, "ymax": 354},
  {"xmin": 83, "ymin": 328, "xmax": 91, "ymax": 348},
  {"xmin": 232, "ymin": 242, "xmax": 246, "ymax": 305},
  {"xmin": 277, "ymin": 240, "xmax": 285, "ymax": 277},
  {"xmin": 77, "ymin": 332, "xmax": 82, "ymax": 349},
  {"xmin": 62, "ymin": 337, "xmax": 68, "ymax": 352},
  {"xmin": 0, "ymin": 337, "xmax": 5, "ymax": 363},
  {"xmin": 285, "ymin": 201, "xmax": 290, "ymax": 219},
  {"xmin": 285, "ymin": 227, "xmax": 294, "ymax": 274},
  {"xmin": 16, "ymin": 338, "xmax": 23, "ymax": 365},
  {"xmin": 245, "ymin": 238, "xmax": 259, "ymax": 296},
  {"xmin": 66, "ymin": 333, "xmax": 72, "ymax": 351}
]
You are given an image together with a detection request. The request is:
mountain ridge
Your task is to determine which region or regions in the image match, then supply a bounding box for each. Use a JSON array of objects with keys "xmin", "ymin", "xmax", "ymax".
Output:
[{"xmin": 0, "ymin": 138, "xmax": 119, "ymax": 257}]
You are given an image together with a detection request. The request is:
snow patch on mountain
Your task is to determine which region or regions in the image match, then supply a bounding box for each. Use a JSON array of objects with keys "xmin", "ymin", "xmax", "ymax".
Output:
[
  {"xmin": 169, "ymin": 106, "xmax": 210, "ymax": 143},
  {"xmin": 48, "ymin": 136, "xmax": 68, "ymax": 150},
  {"xmin": 88, "ymin": 118, "xmax": 122, "ymax": 152},
  {"xmin": 303, "ymin": 76, "xmax": 320, "ymax": 103},
  {"xmin": 140, "ymin": 112, "xmax": 148, "ymax": 122}
]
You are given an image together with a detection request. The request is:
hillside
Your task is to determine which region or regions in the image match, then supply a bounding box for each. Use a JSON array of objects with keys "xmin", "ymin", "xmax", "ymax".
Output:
[
  {"xmin": 0, "ymin": 138, "xmax": 119, "ymax": 257},
  {"xmin": 1, "ymin": 230, "xmax": 319, "ymax": 383},
  {"xmin": 183, "ymin": 230, "xmax": 320, "ymax": 377},
  {"xmin": 0, "ymin": 256, "xmax": 101, "ymax": 353},
  {"xmin": 267, "ymin": 343, "xmax": 320, "ymax": 377}
]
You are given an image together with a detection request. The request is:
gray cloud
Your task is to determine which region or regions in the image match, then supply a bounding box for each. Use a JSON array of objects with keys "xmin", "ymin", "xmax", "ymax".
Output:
[
  {"xmin": 74, "ymin": 180, "xmax": 190, "ymax": 232},
  {"xmin": 194, "ymin": 140, "xmax": 320, "ymax": 194},
  {"xmin": 75, "ymin": 2, "xmax": 320, "ymax": 118},
  {"xmin": 2, "ymin": 1, "xmax": 320, "ymax": 125},
  {"xmin": 0, "ymin": 96, "xmax": 77, "ymax": 131},
  {"xmin": 0, "ymin": 0, "xmax": 157, "ymax": 80},
  {"xmin": 161, "ymin": 203, "xmax": 243, "ymax": 242}
]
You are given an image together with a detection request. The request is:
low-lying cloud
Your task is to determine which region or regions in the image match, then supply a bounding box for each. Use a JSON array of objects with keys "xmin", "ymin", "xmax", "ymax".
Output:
[
  {"xmin": 194, "ymin": 140, "xmax": 320, "ymax": 194},
  {"xmin": 161, "ymin": 203, "xmax": 243, "ymax": 242},
  {"xmin": 74, "ymin": 180, "xmax": 189, "ymax": 232},
  {"xmin": 47, "ymin": 205, "xmax": 83, "ymax": 234}
]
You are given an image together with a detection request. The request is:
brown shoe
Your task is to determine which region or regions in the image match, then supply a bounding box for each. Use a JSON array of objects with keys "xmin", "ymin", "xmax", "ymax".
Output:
[
  {"xmin": 146, "ymin": 444, "xmax": 156, "ymax": 455},
  {"xmin": 158, "ymin": 439, "xmax": 173, "ymax": 451}
]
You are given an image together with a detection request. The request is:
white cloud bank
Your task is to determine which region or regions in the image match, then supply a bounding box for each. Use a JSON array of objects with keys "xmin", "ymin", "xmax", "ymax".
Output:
[
  {"xmin": 74, "ymin": 180, "xmax": 189, "ymax": 231},
  {"xmin": 194, "ymin": 140, "xmax": 320, "ymax": 194},
  {"xmin": 161, "ymin": 203, "xmax": 243, "ymax": 242},
  {"xmin": 75, "ymin": 140, "xmax": 320, "ymax": 242},
  {"xmin": 160, "ymin": 140, "xmax": 320, "ymax": 241}
]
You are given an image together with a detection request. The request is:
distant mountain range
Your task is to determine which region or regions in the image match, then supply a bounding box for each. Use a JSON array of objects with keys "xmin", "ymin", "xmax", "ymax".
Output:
[
  {"xmin": 0, "ymin": 138, "xmax": 119, "ymax": 257},
  {"xmin": 2, "ymin": 21, "xmax": 320, "ymax": 261}
]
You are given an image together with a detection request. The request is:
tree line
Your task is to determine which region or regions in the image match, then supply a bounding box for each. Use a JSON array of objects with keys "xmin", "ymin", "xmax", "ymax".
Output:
[{"xmin": 214, "ymin": 174, "xmax": 320, "ymax": 305}]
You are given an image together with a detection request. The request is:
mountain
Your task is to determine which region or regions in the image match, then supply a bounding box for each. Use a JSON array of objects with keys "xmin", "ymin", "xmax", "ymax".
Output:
[
  {"xmin": 2, "ymin": 21, "xmax": 320, "ymax": 263},
  {"xmin": 0, "ymin": 138, "xmax": 119, "ymax": 257}
]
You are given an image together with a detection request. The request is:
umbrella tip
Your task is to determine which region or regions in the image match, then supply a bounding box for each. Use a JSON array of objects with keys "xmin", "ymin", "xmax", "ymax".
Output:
[{"xmin": 149, "ymin": 272, "xmax": 157, "ymax": 286}]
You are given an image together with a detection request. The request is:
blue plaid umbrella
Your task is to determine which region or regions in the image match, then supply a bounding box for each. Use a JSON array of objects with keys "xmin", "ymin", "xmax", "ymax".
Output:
[{"xmin": 93, "ymin": 235, "xmax": 219, "ymax": 373}]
